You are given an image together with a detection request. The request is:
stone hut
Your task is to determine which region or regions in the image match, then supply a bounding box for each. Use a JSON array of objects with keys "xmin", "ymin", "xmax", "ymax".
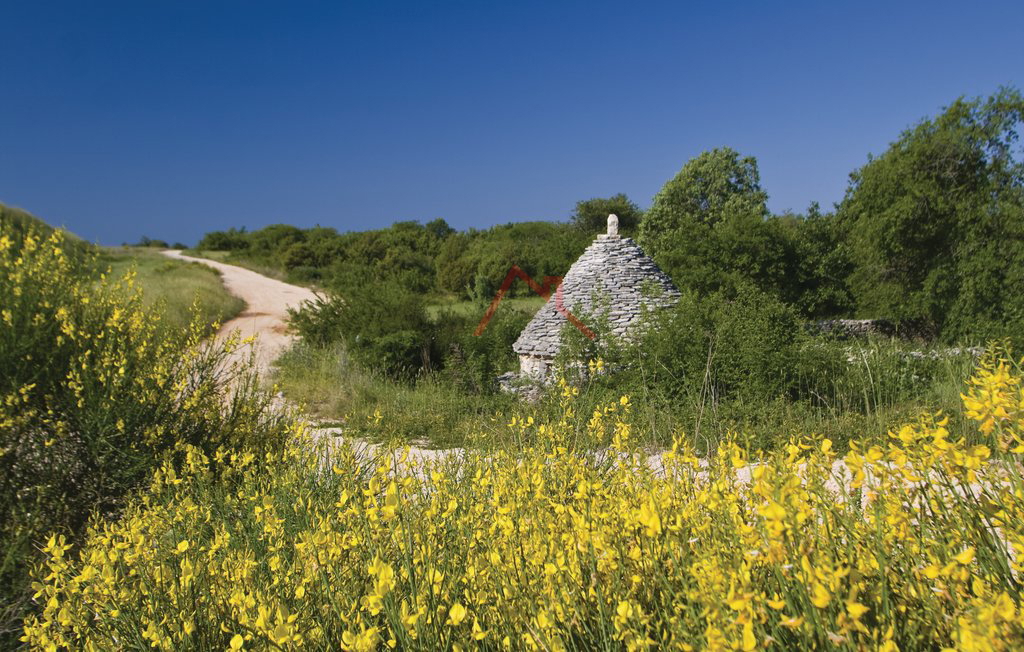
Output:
[{"xmin": 512, "ymin": 215, "xmax": 680, "ymax": 378}]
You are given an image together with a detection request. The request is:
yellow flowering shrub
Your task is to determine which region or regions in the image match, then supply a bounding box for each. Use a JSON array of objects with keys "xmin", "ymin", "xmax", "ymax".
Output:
[
  {"xmin": 961, "ymin": 345, "xmax": 1024, "ymax": 452},
  {"xmin": 23, "ymin": 355, "xmax": 1024, "ymax": 650},
  {"xmin": 1, "ymin": 223, "xmax": 293, "ymax": 643}
]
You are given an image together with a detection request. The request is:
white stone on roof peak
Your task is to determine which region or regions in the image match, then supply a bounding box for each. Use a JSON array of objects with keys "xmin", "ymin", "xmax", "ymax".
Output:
[{"xmin": 607, "ymin": 214, "xmax": 619, "ymax": 236}]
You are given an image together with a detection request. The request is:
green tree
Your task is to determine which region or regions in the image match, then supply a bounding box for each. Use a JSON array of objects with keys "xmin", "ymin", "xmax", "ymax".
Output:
[
  {"xmin": 133, "ymin": 236, "xmax": 169, "ymax": 248},
  {"xmin": 637, "ymin": 148, "xmax": 794, "ymax": 299},
  {"xmin": 435, "ymin": 232, "xmax": 478, "ymax": 296},
  {"xmin": 435, "ymin": 222, "xmax": 588, "ymax": 300},
  {"xmin": 636, "ymin": 283, "xmax": 802, "ymax": 405},
  {"xmin": 247, "ymin": 224, "xmax": 306, "ymax": 259},
  {"xmin": 642, "ymin": 147, "xmax": 768, "ymax": 231},
  {"xmin": 837, "ymin": 87, "xmax": 1024, "ymax": 341},
  {"xmin": 425, "ymin": 217, "xmax": 455, "ymax": 240},
  {"xmin": 775, "ymin": 204, "xmax": 855, "ymax": 318},
  {"xmin": 196, "ymin": 227, "xmax": 249, "ymax": 251},
  {"xmin": 571, "ymin": 193, "xmax": 643, "ymax": 235}
]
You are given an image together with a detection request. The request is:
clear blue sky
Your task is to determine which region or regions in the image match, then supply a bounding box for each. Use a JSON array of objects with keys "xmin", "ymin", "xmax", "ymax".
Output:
[{"xmin": 2, "ymin": 1, "xmax": 1022, "ymax": 245}]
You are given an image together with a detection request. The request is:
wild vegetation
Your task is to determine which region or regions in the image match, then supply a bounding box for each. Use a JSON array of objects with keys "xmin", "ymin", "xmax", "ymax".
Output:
[
  {"xmin": 99, "ymin": 247, "xmax": 245, "ymax": 334},
  {"xmin": 254, "ymin": 89, "xmax": 1023, "ymax": 450},
  {"xmin": 0, "ymin": 209, "xmax": 284, "ymax": 645},
  {"xmin": 3, "ymin": 87, "xmax": 1024, "ymax": 649},
  {"xmin": 20, "ymin": 351, "xmax": 1024, "ymax": 650}
]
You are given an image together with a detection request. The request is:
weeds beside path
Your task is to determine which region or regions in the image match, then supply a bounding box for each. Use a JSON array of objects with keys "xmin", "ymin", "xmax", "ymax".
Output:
[
  {"xmin": 163, "ymin": 252, "xmax": 484, "ymax": 458},
  {"xmin": 158, "ymin": 251, "xmax": 982, "ymax": 487}
]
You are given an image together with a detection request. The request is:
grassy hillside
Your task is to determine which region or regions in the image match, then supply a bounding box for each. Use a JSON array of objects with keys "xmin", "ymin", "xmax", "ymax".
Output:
[
  {"xmin": 99, "ymin": 247, "xmax": 245, "ymax": 334},
  {"xmin": 1, "ymin": 202, "xmax": 89, "ymax": 260},
  {"xmin": 1, "ymin": 213, "xmax": 286, "ymax": 645}
]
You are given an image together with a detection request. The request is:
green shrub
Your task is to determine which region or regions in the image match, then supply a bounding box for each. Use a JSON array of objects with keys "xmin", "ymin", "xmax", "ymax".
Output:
[
  {"xmin": 439, "ymin": 305, "xmax": 532, "ymax": 394},
  {"xmin": 290, "ymin": 275, "xmax": 434, "ymax": 379},
  {"xmin": 196, "ymin": 227, "xmax": 250, "ymax": 251},
  {"xmin": 291, "ymin": 279, "xmax": 533, "ymax": 388},
  {"xmin": 636, "ymin": 284, "xmax": 802, "ymax": 405}
]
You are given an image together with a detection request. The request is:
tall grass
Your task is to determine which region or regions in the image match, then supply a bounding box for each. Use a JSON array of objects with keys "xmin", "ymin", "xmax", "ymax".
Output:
[
  {"xmin": 787, "ymin": 337, "xmax": 979, "ymax": 444},
  {"xmin": 424, "ymin": 295, "xmax": 547, "ymax": 320},
  {"xmin": 274, "ymin": 335, "xmax": 980, "ymax": 453},
  {"xmin": 185, "ymin": 248, "xmax": 291, "ymax": 282},
  {"xmin": 99, "ymin": 247, "xmax": 245, "ymax": 333},
  {"xmin": 274, "ymin": 342, "xmax": 516, "ymax": 448}
]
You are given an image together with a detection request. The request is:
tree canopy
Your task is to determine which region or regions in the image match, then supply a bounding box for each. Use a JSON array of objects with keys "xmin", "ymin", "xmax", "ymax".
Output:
[
  {"xmin": 192, "ymin": 86, "xmax": 1024, "ymax": 345},
  {"xmin": 637, "ymin": 147, "xmax": 794, "ymax": 299},
  {"xmin": 838, "ymin": 87, "xmax": 1024, "ymax": 341},
  {"xmin": 570, "ymin": 193, "xmax": 643, "ymax": 235}
]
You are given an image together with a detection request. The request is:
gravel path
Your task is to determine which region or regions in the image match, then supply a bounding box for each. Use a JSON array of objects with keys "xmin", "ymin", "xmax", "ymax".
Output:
[
  {"xmin": 160, "ymin": 251, "xmax": 465, "ymax": 463},
  {"xmin": 161, "ymin": 250, "xmax": 318, "ymax": 376}
]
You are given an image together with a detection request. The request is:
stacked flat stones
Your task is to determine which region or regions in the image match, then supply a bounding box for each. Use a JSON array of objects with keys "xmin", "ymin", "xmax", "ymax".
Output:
[{"xmin": 512, "ymin": 215, "xmax": 680, "ymax": 364}]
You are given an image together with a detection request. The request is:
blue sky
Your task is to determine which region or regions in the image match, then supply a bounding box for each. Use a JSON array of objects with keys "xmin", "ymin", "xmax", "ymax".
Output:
[{"xmin": 2, "ymin": 1, "xmax": 1022, "ymax": 245}]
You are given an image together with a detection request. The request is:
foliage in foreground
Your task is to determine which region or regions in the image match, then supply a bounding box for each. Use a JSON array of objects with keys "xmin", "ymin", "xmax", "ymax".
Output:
[
  {"xmin": 553, "ymin": 284, "xmax": 979, "ymax": 453},
  {"xmin": 289, "ymin": 286, "xmax": 531, "ymax": 382},
  {"xmin": 0, "ymin": 224, "xmax": 292, "ymax": 644},
  {"xmin": 284, "ymin": 270, "xmax": 979, "ymax": 451},
  {"xmin": 24, "ymin": 352, "xmax": 1024, "ymax": 650},
  {"xmin": 273, "ymin": 342, "xmax": 519, "ymax": 449}
]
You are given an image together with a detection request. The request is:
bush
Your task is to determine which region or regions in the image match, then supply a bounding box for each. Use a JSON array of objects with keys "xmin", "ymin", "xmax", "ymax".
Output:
[
  {"xmin": 637, "ymin": 284, "xmax": 802, "ymax": 405},
  {"xmin": 571, "ymin": 193, "xmax": 643, "ymax": 235},
  {"xmin": 290, "ymin": 276, "xmax": 533, "ymax": 388},
  {"xmin": 0, "ymin": 225, "xmax": 293, "ymax": 642},
  {"xmin": 435, "ymin": 222, "xmax": 590, "ymax": 300},
  {"xmin": 196, "ymin": 227, "xmax": 250, "ymax": 251},
  {"xmin": 290, "ymin": 276, "xmax": 434, "ymax": 380},
  {"xmin": 132, "ymin": 236, "xmax": 169, "ymax": 248},
  {"xmin": 439, "ymin": 305, "xmax": 532, "ymax": 394},
  {"xmin": 542, "ymin": 285, "xmax": 804, "ymax": 451}
]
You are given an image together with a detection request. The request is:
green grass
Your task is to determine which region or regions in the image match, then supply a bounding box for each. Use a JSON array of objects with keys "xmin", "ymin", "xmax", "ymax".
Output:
[
  {"xmin": 272, "ymin": 335, "xmax": 981, "ymax": 453},
  {"xmin": 180, "ymin": 248, "xmax": 231, "ymax": 261},
  {"xmin": 184, "ymin": 249, "xmax": 294, "ymax": 282},
  {"xmin": 273, "ymin": 342, "xmax": 519, "ymax": 448},
  {"xmin": 98, "ymin": 247, "xmax": 245, "ymax": 334}
]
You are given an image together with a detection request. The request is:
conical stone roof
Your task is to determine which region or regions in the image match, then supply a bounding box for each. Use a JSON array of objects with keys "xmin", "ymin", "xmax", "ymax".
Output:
[{"xmin": 513, "ymin": 220, "xmax": 680, "ymax": 359}]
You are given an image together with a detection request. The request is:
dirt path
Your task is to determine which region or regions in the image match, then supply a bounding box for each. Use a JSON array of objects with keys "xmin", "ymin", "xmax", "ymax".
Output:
[
  {"xmin": 159, "ymin": 251, "xmax": 464, "ymax": 463},
  {"xmin": 162, "ymin": 251, "xmax": 318, "ymax": 376}
]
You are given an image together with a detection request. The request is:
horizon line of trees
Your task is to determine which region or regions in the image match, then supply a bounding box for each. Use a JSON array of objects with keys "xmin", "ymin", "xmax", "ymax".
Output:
[{"xmin": 196, "ymin": 86, "xmax": 1024, "ymax": 347}]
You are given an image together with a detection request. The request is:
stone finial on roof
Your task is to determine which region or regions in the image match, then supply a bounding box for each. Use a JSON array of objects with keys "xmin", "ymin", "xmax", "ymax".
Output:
[{"xmin": 607, "ymin": 213, "xmax": 619, "ymax": 237}]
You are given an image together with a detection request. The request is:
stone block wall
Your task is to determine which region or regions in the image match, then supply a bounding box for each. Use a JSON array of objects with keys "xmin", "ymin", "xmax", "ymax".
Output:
[{"xmin": 519, "ymin": 354, "xmax": 553, "ymax": 379}]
